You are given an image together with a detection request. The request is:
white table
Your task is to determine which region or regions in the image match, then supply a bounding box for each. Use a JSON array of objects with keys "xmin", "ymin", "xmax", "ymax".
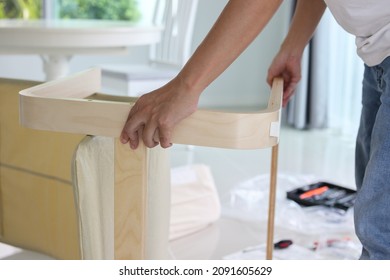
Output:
[{"xmin": 0, "ymin": 19, "xmax": 162, "ymax": 80}]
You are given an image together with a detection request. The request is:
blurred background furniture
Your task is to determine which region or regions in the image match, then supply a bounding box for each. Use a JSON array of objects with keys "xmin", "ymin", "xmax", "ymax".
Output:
[
  {"xmin": 0, "ymin": 19, "xmax": 162, "ymax": 81},
  {"xmin": 100, "ymin": 0, "xmax": 199, "ymax": 97}
]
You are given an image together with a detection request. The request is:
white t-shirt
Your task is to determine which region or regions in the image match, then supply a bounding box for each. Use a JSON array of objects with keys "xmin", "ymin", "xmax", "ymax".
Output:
[{"xmin": 324, "ymin": 0, "xmax": 390, "ymax": 66}]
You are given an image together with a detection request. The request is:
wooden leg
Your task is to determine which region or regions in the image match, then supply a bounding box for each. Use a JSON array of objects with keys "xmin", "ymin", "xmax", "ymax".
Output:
[
  {"xmin": 266, "ymin": 144, "xmax": 279, "ymax": 260},
  {"xmin": 114, "ymin": 140, "xmax": 147, "ymax": 260}
]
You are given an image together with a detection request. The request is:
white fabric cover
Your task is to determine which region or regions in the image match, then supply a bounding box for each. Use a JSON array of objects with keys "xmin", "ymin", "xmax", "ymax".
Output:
[
  {"xmin": 71, "ymin": 136, "xmax": 220, "ymax": 258},
  {"xmin": 170, "ymin": 165, "xmax": 221, "ymax": 240},
  {"xmin": 72, "ymin": 136, "xmax": 115, "ymax": 260},
  {"xmin": 72, "ymin": 136, "xmax": 171, "ymax": 260}
]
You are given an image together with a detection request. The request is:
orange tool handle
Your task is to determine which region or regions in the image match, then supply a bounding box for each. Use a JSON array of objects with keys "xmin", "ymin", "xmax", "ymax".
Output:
[{"xmin": 299, "ymin": 186, "xmax": 329, "ymax": 199}]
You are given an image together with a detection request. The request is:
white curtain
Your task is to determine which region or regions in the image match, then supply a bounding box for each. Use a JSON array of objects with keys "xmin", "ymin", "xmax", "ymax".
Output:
[{"xmin": 286, "ymin": 9, "xmax": 364, "ymax": 140}]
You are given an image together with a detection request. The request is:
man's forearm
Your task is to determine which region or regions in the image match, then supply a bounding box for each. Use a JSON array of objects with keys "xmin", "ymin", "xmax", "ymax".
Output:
[
  {"xmin": 176, "ymin": 0, "xmax": 283, "ymax": 96},
  {"xmin": 281, "ymin": 0, "xmax": 326, "ymax": 55}
]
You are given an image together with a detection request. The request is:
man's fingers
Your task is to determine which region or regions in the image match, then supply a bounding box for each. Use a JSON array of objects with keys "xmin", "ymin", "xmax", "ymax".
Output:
[
  {"xmin": 120, "ymin": 130, "xmax": 130, "ymax": 144},
  {"xmin": 143, "ymin": 122, "xmax": 159, "ymax": 148},
  {"xmin": 122, "ymin": 116, "xmax": 145, "ymax": 149},
  {"xmin": 120, "ymin": 102, "xmax": 141, "ymax": 144},
  {"xmin": 153, "ymin": 129, "xmax": 160, "ymax": 144},
  {"xmin": 282, "ymin": 82, "xmax": 298, "ymax": 107},
  {"xmin": 143, "ymin": 123, "xmax": 173, "ymax": 149},
  {"xmin": 158, "ymin": 127, "xmax": 173, "ymax": 148},
  {"xmin": 120, "ymin": 94, "xmax": 176, "ymax": 149}
]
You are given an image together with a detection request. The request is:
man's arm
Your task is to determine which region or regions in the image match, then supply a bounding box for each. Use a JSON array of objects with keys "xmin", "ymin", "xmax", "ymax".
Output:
[
  {"xmin": 120, "ymin": 0, "xmax": 283, "ymax": 149},
  {"xmin": 267, "ymin": 0, "xmax": 327, "ymax": 106}
]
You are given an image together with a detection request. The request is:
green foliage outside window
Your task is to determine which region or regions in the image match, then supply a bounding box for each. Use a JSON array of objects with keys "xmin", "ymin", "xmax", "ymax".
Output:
[
  {"xmin": 58, "ymin": 0, "xmax": 140, "ymax": 22},
  {"xmin": 0, "ymin": 0, "xmax": 42, "ymax": 19},
  {"xmin": 0, "ymin": 0, "xmax": 140, "ymax": 21}
]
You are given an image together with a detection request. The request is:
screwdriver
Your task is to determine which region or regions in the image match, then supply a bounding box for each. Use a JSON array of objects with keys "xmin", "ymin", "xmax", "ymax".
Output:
[
  {"xmin": 274, "ymin": 239, "xmax": 293, "ymax": 249},
  {"xmin": 299, "ymin": 185, "xmax": 329, "ymax": 199}
]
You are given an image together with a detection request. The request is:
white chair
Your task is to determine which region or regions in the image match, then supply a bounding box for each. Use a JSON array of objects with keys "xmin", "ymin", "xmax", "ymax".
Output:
[{"xmin": 100, "ymin": 0, "xmax": 199, "ymax": 97}]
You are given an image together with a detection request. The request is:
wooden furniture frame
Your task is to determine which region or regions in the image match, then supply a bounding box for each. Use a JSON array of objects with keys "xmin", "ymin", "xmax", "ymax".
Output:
[{"xmin": 19, "ymin": 68, "xmax": 283, "ymax": 260}]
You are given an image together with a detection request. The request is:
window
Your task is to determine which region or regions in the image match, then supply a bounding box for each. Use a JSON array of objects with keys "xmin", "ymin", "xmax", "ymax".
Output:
[
  {"xmin": 56, "ymin": 0, "xmax": 140, "ymax": 21},
  {"xmin": 0, "ymin": 0, "xmax": 42, "ymax": 19},
  {"xmin": 0, "ymin": 0, "xmax": 143, "ymax": 22}
]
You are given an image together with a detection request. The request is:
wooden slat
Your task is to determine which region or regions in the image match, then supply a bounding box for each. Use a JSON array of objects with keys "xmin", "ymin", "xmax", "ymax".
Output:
[{"xmin": 114, "ymin": 139, "xmax": 147, "ymax": 260}]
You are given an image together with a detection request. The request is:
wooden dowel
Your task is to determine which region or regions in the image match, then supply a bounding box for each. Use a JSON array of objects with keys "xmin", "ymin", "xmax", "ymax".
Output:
[{"xmin": 266, "ymin": 144, "xmax": 279, "ymax": 260}]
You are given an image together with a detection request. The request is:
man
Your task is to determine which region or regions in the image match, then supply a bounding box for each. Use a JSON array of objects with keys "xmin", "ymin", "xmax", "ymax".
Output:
[{"xmin": 121, "ymin": 0, "xmax": 390, "ymax": 259}]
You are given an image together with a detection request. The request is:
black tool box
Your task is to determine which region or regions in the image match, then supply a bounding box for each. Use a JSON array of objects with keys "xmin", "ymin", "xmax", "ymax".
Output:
[{"xmin": 287, "ymin": 181, "xmax": 357, "ymax": 211}]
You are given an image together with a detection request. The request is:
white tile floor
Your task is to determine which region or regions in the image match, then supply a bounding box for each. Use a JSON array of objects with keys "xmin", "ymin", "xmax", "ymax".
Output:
[
  {"xmin": 0, "ymin": 125, "xmax": 360, "ymax": 260},
  {"xmin": 168, "ymin": 125, "xmax": 360, "ymax": 260}
]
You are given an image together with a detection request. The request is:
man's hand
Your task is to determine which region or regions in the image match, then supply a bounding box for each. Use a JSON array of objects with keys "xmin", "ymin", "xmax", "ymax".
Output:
[
  {"xmin": 267, "ymin": 50, "xmax": 302, "ymax": 107},
  {"xmin": 120, "ymin": 78, "xmax": 199, "ymax": 149},
  {"xmin": 267, "ymin": 0, "xmax": 326, "ymax": 106}
]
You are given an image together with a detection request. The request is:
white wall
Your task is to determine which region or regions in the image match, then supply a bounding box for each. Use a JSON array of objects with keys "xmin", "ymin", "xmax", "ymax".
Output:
[
  {"xmin": 194, "ymin": 0, "xmax": 292, "ymax": 109},
  {"xmin": 0, "ymin": 0, "xmax": 292, "ymax": 108}
]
